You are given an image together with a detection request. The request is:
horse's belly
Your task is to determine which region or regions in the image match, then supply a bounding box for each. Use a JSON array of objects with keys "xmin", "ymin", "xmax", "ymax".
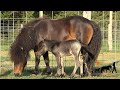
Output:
[{"xmin": 47, "ymin": 29, "xmax": 68, "ymax": 41}]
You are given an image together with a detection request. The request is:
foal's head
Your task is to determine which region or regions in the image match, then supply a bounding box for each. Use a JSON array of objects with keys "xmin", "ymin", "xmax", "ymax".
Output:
[
  {"xmin": 38, "ymin": 40, "xmax": 59, "ymax": 55},
  {"xmin": 38, "ymin": 40, "xmax": 48, "ymax": 55}
]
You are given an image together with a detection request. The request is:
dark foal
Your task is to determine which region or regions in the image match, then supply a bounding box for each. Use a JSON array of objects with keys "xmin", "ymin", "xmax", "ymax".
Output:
[{"xmin": 36, "ymin": 40, "xmax": 93, "ymax": 78}]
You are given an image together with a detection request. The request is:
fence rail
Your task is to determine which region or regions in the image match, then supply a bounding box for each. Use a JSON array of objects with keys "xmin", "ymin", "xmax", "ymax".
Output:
[{"xmin": 0, "ymin": 17, "xmax": 120, "ymax": 75}]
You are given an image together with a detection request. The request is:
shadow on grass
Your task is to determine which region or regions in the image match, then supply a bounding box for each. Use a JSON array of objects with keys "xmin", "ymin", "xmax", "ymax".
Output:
[
  {"xmin": 0, "ymin": 66, "xmax": 104, "ymax": 78},
  {"xmin": 0, "ymin": 70, "xmax": 12, "ymax": 77},
  {"xmin": 22, "ymin": 66, "xmax": 103, "ymax": 78}
]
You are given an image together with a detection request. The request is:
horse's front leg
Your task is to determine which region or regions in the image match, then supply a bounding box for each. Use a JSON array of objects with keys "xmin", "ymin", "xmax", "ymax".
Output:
[
  {"xmin": 32, "ymin": 51, "xmax": 41, "ymax": 75},
  {"xmin": 43, "ymin": 51, "xmax": 52, "ymax": 75}
]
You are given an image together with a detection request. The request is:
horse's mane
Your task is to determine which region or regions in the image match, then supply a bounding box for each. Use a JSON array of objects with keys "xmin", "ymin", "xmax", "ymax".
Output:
[
  {"xmin": 10, "ymin": 17, "xmax": 49, "ymax": 63},
  {"xmin": 23, "ymin": 16, "xmax": 49, "ymax": 28}
]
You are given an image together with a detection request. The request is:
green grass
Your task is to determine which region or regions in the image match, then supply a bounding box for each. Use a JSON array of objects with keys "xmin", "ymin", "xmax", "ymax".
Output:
[
  {"xmin": 1, "ymin": 53, "xmax": 120, "ymax": 79},
  {"xmin": 1, "ymin": 65, "xmax": 120, "ymax": 79},
  {"xmin": 1, "ymin": 42, "xmax": 120, "ymax": 79},
  {"xmin": 1, "ymin": 56, "xmax": 9, "ymax": 61}
]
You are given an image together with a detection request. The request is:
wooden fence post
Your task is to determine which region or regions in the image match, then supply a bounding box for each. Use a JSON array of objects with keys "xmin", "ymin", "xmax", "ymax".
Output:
[
  {"xmin": 108, "ymin": 11, "xmax": 113, "ymax": 51},
  {"xmin": 39, "ymin": 11, "xmax": 43, "ymax": 18},
  {"xmin": 83, "ymin": 11, "xmax": 91, "ymax": 20}
]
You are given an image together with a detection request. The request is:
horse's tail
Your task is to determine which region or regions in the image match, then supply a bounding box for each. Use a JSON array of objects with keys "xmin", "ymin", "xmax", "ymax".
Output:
[
  {"xmin": 89, "ymin": 20, "xmax": 102, "ymax": 61},
  {"xmin": 10, "ymin": 27, "xmax": 36, "ymax": 63},
  {"xmin": 80, "ymin": 20, "xmax": 102, "ymax": 73}
]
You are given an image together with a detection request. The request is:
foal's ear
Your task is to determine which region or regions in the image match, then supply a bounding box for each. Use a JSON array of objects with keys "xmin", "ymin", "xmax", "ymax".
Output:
[
  {"xmin": 44, "ymin": 39, "xmax": 47, "ymax": 41},
  {"xmin": 38, "ymin": 39, "xmax": 44, "ymax": 45},
  {"xmin": 41, "ymin": 39, "xmax": 45, "ymax": 42}
]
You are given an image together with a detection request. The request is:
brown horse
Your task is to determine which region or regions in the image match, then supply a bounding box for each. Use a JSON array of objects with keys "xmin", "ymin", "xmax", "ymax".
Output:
[{"xmin": 10, "ymin": 16, "xmax": 102, "ymax": 76}]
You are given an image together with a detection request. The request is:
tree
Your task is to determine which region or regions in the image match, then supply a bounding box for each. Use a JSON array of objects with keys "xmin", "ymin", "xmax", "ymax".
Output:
[{"xmin": 1, "ymin": 11, "xmax": 13, "ymax": 18}]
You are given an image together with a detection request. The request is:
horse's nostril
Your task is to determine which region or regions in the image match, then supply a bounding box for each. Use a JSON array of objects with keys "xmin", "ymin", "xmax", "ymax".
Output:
[{"xmin": 14, "ymin": 73, "xmax": 22, "ymax": 77}]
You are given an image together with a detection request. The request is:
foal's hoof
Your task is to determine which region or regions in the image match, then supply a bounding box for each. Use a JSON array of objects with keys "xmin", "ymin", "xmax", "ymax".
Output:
[
  {"xmin": 55, "ymin": 73, "xmax": 66, "ymax": 78},
  {"xmin": 55, "ymin": 73, "xmax": 61, "ymax": 77},
  {"xmin": 70, "ymin": 74, "xmax": 75, "ymax": 79},
  {"xmin": 88, "ymin": 74, "xmax": 92, "ymax": 77},
  {"xmin": 32, "ymin": 71, "xmax": 39, "ymax": 75},
  {"xmin": 79, "ymin": 74, "xmax": 84, "ymax": 78},
  {"xmin": 60, "ymin": 72, "xmax": 66, "ymax": 78}
]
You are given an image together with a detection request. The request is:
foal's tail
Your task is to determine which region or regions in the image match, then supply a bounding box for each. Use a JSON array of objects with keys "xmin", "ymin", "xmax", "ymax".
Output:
[{"xmin": 80, "ymin": 42, "xmax": 94, "ymax": 59}]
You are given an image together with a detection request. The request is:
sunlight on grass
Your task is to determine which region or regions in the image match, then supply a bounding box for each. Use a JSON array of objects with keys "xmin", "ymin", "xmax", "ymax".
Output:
[{"xmin": 0, "ymin": 50, "xmax": 120, "ymax": 79}]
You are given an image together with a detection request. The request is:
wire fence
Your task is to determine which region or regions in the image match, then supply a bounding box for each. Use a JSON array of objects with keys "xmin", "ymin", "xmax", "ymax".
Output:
[{"xmin": 0, "ymin": 11, "xmax": 120, "ymax": 75}]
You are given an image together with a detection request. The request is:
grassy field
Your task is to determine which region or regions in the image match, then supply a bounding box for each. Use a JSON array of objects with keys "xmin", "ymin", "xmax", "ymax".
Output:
[{"xmin": 0, "ymin": 50, "xmax": 120, "ymax": 79}]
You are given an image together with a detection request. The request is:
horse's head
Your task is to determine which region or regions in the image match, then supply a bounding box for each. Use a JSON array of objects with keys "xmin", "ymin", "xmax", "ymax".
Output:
[
  {"xmin": 10, "ymin": 42, "xmax": 29, "ymax": 76},
  {"xmin": 14, "ymin": 60, "xmax": 27, "ymax": 76}
]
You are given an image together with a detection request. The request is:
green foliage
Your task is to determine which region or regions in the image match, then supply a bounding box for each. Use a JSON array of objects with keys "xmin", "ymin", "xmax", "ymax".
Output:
[
  {"xmin": 53, "ymin": 11, "xmax": 83, "ymax": 19},
  {"xmin": 1, "ymin": 11, "xmax": 13, "ymax": 18},
  {"xmin": 53, "ymin": 11, "xmax": 66, "ymax": 19},
  {"xmin": 23, "ymin": 11, "xmax": 35, "ymax": 18},
  {"xmin": 91, "ymin": 11, "xmax": 109, "ymax": 20},
  {"xmin": 1, "ymin": 11, "xmax": 120, "ymax": 20}
]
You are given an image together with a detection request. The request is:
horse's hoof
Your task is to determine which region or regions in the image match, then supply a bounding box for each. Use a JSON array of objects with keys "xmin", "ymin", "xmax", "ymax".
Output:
[
  {"xmin": 45, "ymin": 72, "xmax": 51, "ymax": 75},
  {"xmin": 32, "ymin": 71, "xmax": 39, "ymax": 75},
  {"xmin": 14, "ymin": 73, "xmax": 22, "ymax": 77},
  {"xmin": 46, "ymin": 68, "xmax": 52, "ymax": 75}
]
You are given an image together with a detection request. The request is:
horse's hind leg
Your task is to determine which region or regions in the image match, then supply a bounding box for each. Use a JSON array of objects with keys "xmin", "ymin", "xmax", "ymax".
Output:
[{"xmin": 43, "ymin": 51, "xmax": 52, "ymax": 74}]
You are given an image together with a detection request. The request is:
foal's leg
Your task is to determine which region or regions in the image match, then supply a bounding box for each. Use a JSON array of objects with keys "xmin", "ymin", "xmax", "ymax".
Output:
[
  {"xmin": 70, "ymin": 56, "xmax": 79, "ymax": 78},
  {"xmin": 61, "ymin": 57, "xmax": 66, "ymax": 77},
  {"xmin": 84, "ymin": 62, "xmax": 91, "ymax": 77},
  {"xmin": 83, "ymin": 53, "xmax": 92, "ymax": 76},
  {"xmin": 83, "ymin": 54, "xmax": 91, "ymax": 76},
  {"xmin": 33, "ymin": 51, "xmax": 41, "ymax": 75},
  {"xmin": 43, "ymin": 51, "xmax": 52, "ymax": 74},
  {"xmin": 55, "ymin": 56, "xmax": 62, "ymax": 77},
  {"xmin": 78, "ymin": 54, "xmax": 84, "ymax": 78}
]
